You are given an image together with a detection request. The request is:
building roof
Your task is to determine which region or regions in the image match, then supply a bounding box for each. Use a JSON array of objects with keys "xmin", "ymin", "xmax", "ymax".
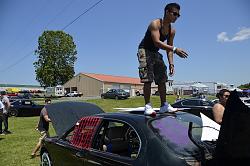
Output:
[{"xmin": 81, "ymin": 73, "xmax": 142, "ymax": 85}]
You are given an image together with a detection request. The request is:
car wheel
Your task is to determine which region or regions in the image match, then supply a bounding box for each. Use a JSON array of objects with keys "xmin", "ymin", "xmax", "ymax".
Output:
[
  {"xmin": 9, "ymin": 109, "xmax": 18, "ymax": 117},
  {"xmin": 101, "ymin": 95, "xmax": 105, "ymax": 99},
  {"xmin": 41, "ymin": 152, "xmax": 52, "ymax": 166},
  {"xmin": 115, "ymin": 96, "xmax": 119, "ymax": 100},
  {"xmin": 136, "ymin": 92, "xmax": 140, "ymax": 96}
]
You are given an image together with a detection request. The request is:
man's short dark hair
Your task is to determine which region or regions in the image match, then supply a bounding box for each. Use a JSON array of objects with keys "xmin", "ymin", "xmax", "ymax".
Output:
[{"xmin": 164, "ymin": 3, "xmax": 180, "ymax": 12}]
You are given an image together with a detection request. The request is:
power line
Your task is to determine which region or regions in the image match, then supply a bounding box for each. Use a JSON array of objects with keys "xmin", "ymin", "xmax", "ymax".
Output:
[
  {"xmin": 5, "ymin": 0, "xmax": 50, "ymax": 51},
  {"xmin": 0, "ymin": 50, "xmax": 35, "ymax": 73},
  {"xmin": 45, "ymin": 0, "xmax": 77, "ymax": 29},
  {"xmin": 62, "ymin": 0, "xmax": 104, "ymax": 30},
  {"xmin": 0, "ymin": 0, "xmax": 105, "ymax": 73}
]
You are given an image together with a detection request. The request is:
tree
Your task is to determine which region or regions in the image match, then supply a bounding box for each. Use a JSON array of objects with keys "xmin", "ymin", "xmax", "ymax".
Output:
[
  {"xmin": 238, "ymin": 83, "xmax": 250, "ymax": 89},
  {"xmin": 34, "ymin": 30, "xmax": 77, "ymax": 87}
]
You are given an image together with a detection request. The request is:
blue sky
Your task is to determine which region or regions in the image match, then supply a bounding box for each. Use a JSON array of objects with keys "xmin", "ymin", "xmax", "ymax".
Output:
[{"xmin": 0, "ymin": 0, "xmax": 249, "ymax": 87}]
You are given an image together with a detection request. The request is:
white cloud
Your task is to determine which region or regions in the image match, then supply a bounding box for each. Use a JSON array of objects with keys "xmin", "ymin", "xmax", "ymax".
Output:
[
  {"xmin": 217, "ymin": 32, "xmax": 229, "ymax": 42},
  {"xmin": 217, "ymin": 27, "xmax": 250, "ymax": 42}
]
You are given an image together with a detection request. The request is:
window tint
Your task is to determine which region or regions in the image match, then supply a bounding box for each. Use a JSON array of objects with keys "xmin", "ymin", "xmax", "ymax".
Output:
[
  {"xmin": 182, "ymin": 100, "xmax": 199, "ymax": 106},
  {"xmin": 93, "ymin": 120, "xmax": 140, "ymax": 159},
  {"xmin": 201, "ymin": 100, "xmax": 213, "ymax": 106},
  {"xmin": 150, "ymin": 116, "xmax": 202, "ymax": 158}
]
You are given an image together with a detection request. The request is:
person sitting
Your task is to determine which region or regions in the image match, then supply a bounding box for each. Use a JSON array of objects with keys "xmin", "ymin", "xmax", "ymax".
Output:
[{"xmin": 212, "ymin": 89, "xmax": 230, "ymax": 124}]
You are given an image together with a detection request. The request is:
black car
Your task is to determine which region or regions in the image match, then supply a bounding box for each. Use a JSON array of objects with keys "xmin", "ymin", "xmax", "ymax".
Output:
[
  {"xmin": 40, "ymin": 91, "xmax": 250, "ymax": 166},
  {"xmin": 101, "ymin": 89, "xmax": 130, "ymax": 100},
  {"xmin": 9, "ymin": 99, "xmax": 44, "ymax": 117},
  {"xmin": 40, "ymin": 102, "xmax": 218, "ymax": 166},
  {"xmin": 172, "ymin": 98, "xmax": 215, "ymax": 119},
  {"xmin": 41, "ymin": 91, "xmax": 250, "ymax": 166}
]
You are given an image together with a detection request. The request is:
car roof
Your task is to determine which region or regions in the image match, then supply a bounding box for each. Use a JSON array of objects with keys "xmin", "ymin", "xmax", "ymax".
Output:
[{"xmin": 96, "ymin": 111, "xmax": 202, "ymax": 129}]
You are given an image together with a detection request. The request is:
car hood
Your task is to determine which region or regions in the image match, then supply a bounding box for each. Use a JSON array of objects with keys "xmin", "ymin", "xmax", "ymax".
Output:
[
  {"xmin": 46, "ymin": 101, "xmax": 104, "ymax": 137},
  {"xmin": 214, "ymin": 90, "xmax": 250, "ymax": 162}
]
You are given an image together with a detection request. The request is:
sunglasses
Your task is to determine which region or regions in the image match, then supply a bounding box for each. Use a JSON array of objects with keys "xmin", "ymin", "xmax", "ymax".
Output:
[{"xmin": 170, "ymin": 11, "xmax": 180, "ymax": 17}]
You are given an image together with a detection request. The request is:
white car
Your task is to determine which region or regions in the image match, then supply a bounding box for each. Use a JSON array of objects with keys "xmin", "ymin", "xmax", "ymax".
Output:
[
  {"xmin": 66, "ymin": 91, "xmax": 82, "ymax": 97},
  {"xmin": 240, "ymin": 97, "xmax": 250, "ymax": 108}
]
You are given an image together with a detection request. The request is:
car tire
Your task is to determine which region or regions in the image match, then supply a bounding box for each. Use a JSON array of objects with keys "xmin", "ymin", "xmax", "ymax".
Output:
[
  {"xmin": 9, "ymin": 109, "xmax": 18, "ymax": 117},
  {"xmin": 41, "ymin": 152, "xmax": 52, "ymax": 166},
  {"xmin": 101, "ymin": 95, "xmax": 105, "ymax": 99},
  {"xmin": 136, "ymin": 92, "xmax": 140, "ymax": 96},
  {"xmin": 115, "ymin": 96, "xmax": 119, "ymax": 100}
]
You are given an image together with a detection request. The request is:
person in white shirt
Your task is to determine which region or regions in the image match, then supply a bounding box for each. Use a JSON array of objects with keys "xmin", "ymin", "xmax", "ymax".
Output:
[
  {"xmin": 0, "ymin": 93, "xmax": 11, "ymax": 134},
  {"xmin": 0, "ymin": 100, "xmax": 5, "ymax": 135}
]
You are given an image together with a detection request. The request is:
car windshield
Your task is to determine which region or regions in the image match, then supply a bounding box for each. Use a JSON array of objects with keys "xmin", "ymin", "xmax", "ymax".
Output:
[{"xmin": 150, "ymin": 114, "xmax": 204, "ymax": 158}]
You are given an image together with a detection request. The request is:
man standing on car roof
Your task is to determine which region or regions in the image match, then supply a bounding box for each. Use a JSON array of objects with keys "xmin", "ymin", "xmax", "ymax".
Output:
[
  {"xmin": 137, "ymin": 3, "xmax": 188, "ymax": 115},
  {"xmin": 31, "ymin": 98, "xmax": 51, "ymax": 158},
  {"xmin": 0, "ymin": 92, "xmax": 11, "ymax": 134}
]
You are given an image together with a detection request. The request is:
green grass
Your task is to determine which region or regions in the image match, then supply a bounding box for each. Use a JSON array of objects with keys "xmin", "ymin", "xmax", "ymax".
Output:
[{"xmin": 0, "ymin": 95, "xmax": 180, "ymax": 165}]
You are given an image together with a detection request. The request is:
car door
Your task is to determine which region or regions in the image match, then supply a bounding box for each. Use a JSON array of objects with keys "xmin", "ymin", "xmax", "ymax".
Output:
[
  {"xmin": 47, "ymin": 139, "xmax": 85, "ymax": 166},
  {"xmin": 105, "ymin": 90, "xmax": 112, "ymax": 98},
  {"xmin": 20, "ymin": 100, "xmax": 34, "ymax": 116},
  {"xmin": 85, "ymin": 120, "xmax": 142, "ymax": 166},
  {"xmin": 110, "ymin": 89, "xmax": 117, "ymax": 99},
  {"xmin": 85, "ymin": 149, "xmax": 133, "ymax": 166}
]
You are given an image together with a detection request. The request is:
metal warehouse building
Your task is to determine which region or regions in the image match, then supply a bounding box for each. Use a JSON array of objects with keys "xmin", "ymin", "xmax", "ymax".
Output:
[{"xmin": 63, "ymin": 73, "xmax": 144, "ymax": 97}]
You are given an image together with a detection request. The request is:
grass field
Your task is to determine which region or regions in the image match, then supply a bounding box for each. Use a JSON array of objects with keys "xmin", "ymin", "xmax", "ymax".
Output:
[{"xmin": 0, "ymin": 95, "xmax": 181, "ymax": 165}]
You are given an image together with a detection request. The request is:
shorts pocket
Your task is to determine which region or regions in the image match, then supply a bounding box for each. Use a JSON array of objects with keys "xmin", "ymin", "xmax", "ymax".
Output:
[
  {"xmin": 137, "ymin": 49, "xmax": 147, "ymax": 68},
  {"xmin": 138, "ymin": 67, "xmax": 148, "ymax": 80}
]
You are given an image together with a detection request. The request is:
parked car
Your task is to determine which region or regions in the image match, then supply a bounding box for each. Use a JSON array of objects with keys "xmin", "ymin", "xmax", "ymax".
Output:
[
  {"xmin": 211, "ymin": 99, "xmax": 219, "ymax": 104},
  {"xmin": 101, "ymin": 89, "xmax": 130, "ymax": 100},
  {"xmin": 40, "ymin": 91, "xmax": 250, "ymax": 166},
  {"xmin": 40, "ymin": 102, "xmax": 217, "ymax": 166},
  {"xmin": 240, "ymin": 97, "xmax": 250, "ymax": 108},
  {"xmin": 9, "ymin": 95, "xmax": 26, "ymax": 103},
  {"xmin": 66, "ymin": 91, "xmax": 83, "ymax": 97},
  {"xmin": 172, "ymin": 98, "xmax": 215, "ymax": 119},
  {"xmin": 9, "ymin": 99, "xmax": 44, "ymax": 117}
]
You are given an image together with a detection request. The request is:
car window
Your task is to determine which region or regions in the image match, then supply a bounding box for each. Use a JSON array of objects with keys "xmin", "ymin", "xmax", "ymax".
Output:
[
  {"xmin": 150, "ymin": 116, "xmax": 203, "ymax": 158},
  {"xmin": 63, "ymin": 127, "xmax": 75, "ymax": 142},
  {"xmin": 93, "ymin": 120, "xmax": 140, "ymax": 159},
  {"xmin": 117, "ymin": 89, "xmax": 125, "ymax": 93},
  {"xmin": 69, "ymin": 117, "xmax": 102, "ymax": 149},
  {"xmin": 201, "ymin": 100, "xmax": 213, "ymax": 106},
  {"xmin": 182, "ymin": 100, "xmax": 199, "ymax": 106}
]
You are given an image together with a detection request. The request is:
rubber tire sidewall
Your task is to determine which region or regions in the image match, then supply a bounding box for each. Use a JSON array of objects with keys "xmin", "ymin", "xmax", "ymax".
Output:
[
  {"xmin": 9, "ymin": 109, "xmax": 18, "ymax": 117},
  {"xmin": 41, "ymin": 152, "xmax": 52, "ymax": 166}
]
